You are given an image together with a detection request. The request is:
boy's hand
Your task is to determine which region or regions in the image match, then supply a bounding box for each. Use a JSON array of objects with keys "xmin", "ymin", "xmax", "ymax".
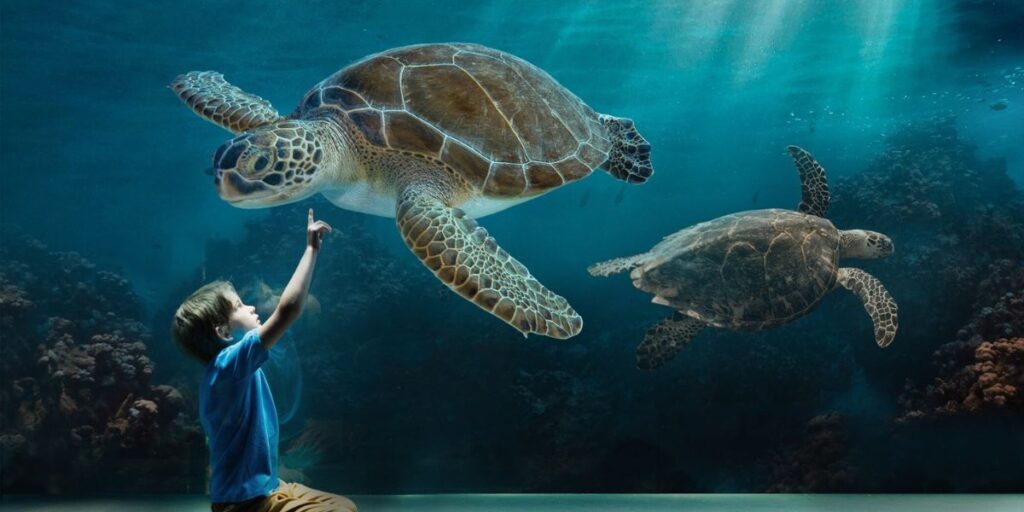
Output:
[{"xmin": 307, "ymin": 208, "xmax": 332, "ymax": 251}]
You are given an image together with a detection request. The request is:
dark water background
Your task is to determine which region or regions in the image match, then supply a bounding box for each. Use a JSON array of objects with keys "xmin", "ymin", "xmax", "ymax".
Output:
[{"xmin": 2, "ymin": 0, "xmax": 1023, "ymax": 495}]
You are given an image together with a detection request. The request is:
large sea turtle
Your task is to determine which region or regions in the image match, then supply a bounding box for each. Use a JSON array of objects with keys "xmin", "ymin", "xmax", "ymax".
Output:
[
  {"xmin": 172, "ymin": 43, "xmax": 653, "ymax": 339},
  {"xmin": 589, "ymin": 146, "xmax": 897, "ymax": 369}
]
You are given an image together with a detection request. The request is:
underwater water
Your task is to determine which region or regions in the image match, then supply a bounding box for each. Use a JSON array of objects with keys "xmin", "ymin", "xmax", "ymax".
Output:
[{"xmin": 2, "ymin": 0, "xmax": 1024, "ymax": 504}]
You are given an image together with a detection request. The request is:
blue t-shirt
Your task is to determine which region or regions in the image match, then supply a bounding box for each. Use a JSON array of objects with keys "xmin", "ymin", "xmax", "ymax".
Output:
[{"xmin": 199, "ymin": 329, "xmax": 279, "ymax": 503}]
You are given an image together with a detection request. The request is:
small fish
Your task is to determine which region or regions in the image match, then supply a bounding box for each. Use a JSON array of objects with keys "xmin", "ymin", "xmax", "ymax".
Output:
[
  {"xmin": 990, "ymin": 99, "xmax": 1009, "ymax": 111},
  {"xmin": 751, "ymin": 188, "xmax": 761, "ymax": 206},
  {"xmin": 579, "ymin": 189, "xmax": 590, "ymax": 208},
  {"xmin": 613, "ymin": 185, "xmax": 626, "ymax": 206},
  {"xmin": 204, "ymin": 167, "xmax": 215, "ymax": 176}
]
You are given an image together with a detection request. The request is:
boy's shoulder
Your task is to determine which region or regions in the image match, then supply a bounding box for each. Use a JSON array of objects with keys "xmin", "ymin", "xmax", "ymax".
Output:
[{"xmin": 206, "ymin": 329, "xmax": 266, "ymax": 381}]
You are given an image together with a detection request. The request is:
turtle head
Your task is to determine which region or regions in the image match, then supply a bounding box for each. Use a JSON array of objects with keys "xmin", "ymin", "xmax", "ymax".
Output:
[
  {"xmin": 839, "ymin": 229, "xmax": 894, "ymax": 259},
  {"xmin": 212, "ymin": 120, "xmax": 329, "ymax": 208}
]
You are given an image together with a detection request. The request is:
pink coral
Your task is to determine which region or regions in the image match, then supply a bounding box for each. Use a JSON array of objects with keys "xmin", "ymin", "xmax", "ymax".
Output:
[
  {"xmin": 898, "ymin": 260, "xmax": 1024, "ymax": 422},
  {"xmin": 971, "ymin": 339, "xmax": 1023, "ymax": 408},
  {"xmin": 899, "ymin": 337, "xmax": 1024, "ymax": 421}
]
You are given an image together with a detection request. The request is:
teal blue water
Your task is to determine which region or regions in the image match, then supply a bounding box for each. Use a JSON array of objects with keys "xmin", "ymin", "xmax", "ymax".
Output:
[
  {"xmin": 2, "ymin": 0, "xmax": 1023, "ymax": 497},
  {"xmin": 2, "ymin": 0, "xmax": 1020, "ymax": 302}
]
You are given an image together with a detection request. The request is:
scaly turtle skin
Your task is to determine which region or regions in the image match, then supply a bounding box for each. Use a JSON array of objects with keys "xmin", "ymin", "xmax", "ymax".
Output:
[
  {"xmin": 590, "ymin": 146, "xmax": 898, "ymax": 369},
  {"xmin": 172, "ymin": 43, "xmax": 653, "ymax": 339}
]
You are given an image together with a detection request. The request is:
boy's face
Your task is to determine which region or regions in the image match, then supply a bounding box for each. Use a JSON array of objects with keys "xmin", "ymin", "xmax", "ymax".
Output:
[{"xmin": 224, "ymin": 290, "xmax": 261, "ymax": 336}]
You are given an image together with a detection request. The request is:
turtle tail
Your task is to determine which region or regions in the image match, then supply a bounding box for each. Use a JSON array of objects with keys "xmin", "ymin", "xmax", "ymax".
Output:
[{"xmin": 599, "ymin": 114, "xmax": 653, "ymax": 184}]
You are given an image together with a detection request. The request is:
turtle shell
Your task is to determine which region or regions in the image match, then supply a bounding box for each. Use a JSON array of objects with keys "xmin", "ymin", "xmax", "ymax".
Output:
[
  {"xmin": 633, "ymin": 209, "xmax": 841, "ymax": 330},
  {"xmin": 295, "ymin": 43, "xmax": 611, "ymax": 197}
]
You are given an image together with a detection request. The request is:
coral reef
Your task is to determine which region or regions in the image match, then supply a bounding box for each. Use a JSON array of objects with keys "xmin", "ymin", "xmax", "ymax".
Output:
[
  {"xmin": 831, "ymin": 118, "xmax": 1024, "ymax": 296},
  {"xmin": 828, "ymin": 118, "xmax": 1024, "ymax": 402},
  {"xmin": 969, "ymin": 339, "xmax": 1023, "ymax": 408},
  {"xmin": 898, "ymin": 261, "xmax": 1024, "ymax": 421},
  {"xmin": 760, "ymin": 413, "xmax": 855, "ymax": 492},
  {"xmin": 959, "ymin": 259, "xmax": 1024, "ymax": 343},
  {"xmin": 0, "ymin": 233, "xmax": 204, "ymax": 493},
  {"xmin": 827, "ymin": 118, "xmax": 1024, "ymax": 426}
]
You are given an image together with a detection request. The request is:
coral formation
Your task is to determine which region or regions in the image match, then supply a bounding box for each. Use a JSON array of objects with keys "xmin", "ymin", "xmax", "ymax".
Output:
[
  {"xmin": 959, "ymin": 260, "xmax": 1024, "ymax": 343},
  {"xmin": 0, "ymin": 233, "xmax": 204, "ymax": 493},
  {"xmin": 831, "ymin": 118, "xmax": 1024, "ymax": 296},
  {"xmin": 827, "ymin": 118, "xmax": 1024, "ymax": 402},
  {"xmin": 898, "ymin": 261, "xmax": 1024, "ymax": 421},
  {"xmin": 826, "ymin": 118, "xmax": 1024, "ymax": 427},
  {"xmin": 901, "ymin": 335, "xmax": 1019, "ymax": 419}
]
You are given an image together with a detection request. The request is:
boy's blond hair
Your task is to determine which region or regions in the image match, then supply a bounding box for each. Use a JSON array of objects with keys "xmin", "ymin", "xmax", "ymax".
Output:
[{"xmin": 172, "ymin": 280, "xmax": 235, "ymax": 363}]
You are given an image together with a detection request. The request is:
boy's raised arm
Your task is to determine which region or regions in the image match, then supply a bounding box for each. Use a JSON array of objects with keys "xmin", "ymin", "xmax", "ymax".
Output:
[{"xmin": 258, "ymin": 208, "xmax": 332, "ymax": 350}]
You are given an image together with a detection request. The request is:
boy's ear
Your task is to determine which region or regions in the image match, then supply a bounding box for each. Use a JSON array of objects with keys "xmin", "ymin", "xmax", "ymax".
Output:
[{"xmin": 215, "ymin": 324, "xmax": 233, "ymax": 342}]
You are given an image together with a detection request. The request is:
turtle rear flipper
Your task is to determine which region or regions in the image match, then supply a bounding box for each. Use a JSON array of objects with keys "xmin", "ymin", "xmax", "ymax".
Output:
[
  {"xmin": 836, "ymin": 267, "xmax": 898, "ymax": 347},
  {"xmin": 787, "ymin": 145, "xmax": 830, "ymax": 217},
  {"xmin": 636, "ymin": 313, "xmax": 704, "ymax": 370},
  {"xmin": 396, "ymin": 181, "xmax": 582, "ymax": 339},
  {"xmin": 599, "ymin": 115, "xmax": 653, "ymax": 184},
  {"xmin": 170, "ymin": 71, "xmax": 284, "ymax": 134},
  {"xmin": 587, "ymin": 253, "xmax": 648, "ymax": 277}
]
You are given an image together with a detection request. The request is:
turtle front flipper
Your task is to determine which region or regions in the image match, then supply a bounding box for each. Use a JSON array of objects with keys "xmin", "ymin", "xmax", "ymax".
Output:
[
  {"xmin": 836, "ymin": 267, "xmax": 898, "ymax": 347},
  {"xmin": 787, "ymin": 145, "xmax": 830, "ymax": 217},
  {"xmin": 170, "ymin": 71, "xmax": 284, "ymax": 134},
  {"xmin": 396, "ymin": 182, "xmax": 582, "ymax": 339},
  {"xmin": 636, "ymin": 312, "xmax": 703, "ymax": 370}
]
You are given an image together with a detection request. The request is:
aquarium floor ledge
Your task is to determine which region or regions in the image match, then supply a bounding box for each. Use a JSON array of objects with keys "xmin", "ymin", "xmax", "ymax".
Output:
[{"xmin": 3, "ymin": 493, "xmax": 1024, "ymax": 511}]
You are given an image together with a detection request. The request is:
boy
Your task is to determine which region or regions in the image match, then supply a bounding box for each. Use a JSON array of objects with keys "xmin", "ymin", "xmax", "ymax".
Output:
[{"xmin": 172, "ymin": 209, "xmax": 355, "ymax": 512}]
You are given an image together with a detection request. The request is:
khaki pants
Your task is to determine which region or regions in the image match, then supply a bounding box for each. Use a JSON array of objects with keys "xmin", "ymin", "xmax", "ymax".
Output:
[{"xmin": 212, "ymin": 482, "xmax": 357, "ymax": 512}]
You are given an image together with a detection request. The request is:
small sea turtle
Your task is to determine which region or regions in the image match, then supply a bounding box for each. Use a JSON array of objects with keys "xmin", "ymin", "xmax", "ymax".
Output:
[
  {"xmin": 172, "ymin": 43, "xmax": 653, "ymax": 339},
  {"xmin": 589, "ymin": 146, "xmax": 897, "ymax": 369}
]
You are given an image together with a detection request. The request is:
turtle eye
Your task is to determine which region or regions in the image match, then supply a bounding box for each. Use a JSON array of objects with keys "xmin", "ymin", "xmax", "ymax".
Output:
[
  {"xmin": 240, "ymin": 148, "xmax": 273, "ymax": 176},
  {"xmin": 253, "ymin": 155, "xmax": 269, "ymax": 172}
]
